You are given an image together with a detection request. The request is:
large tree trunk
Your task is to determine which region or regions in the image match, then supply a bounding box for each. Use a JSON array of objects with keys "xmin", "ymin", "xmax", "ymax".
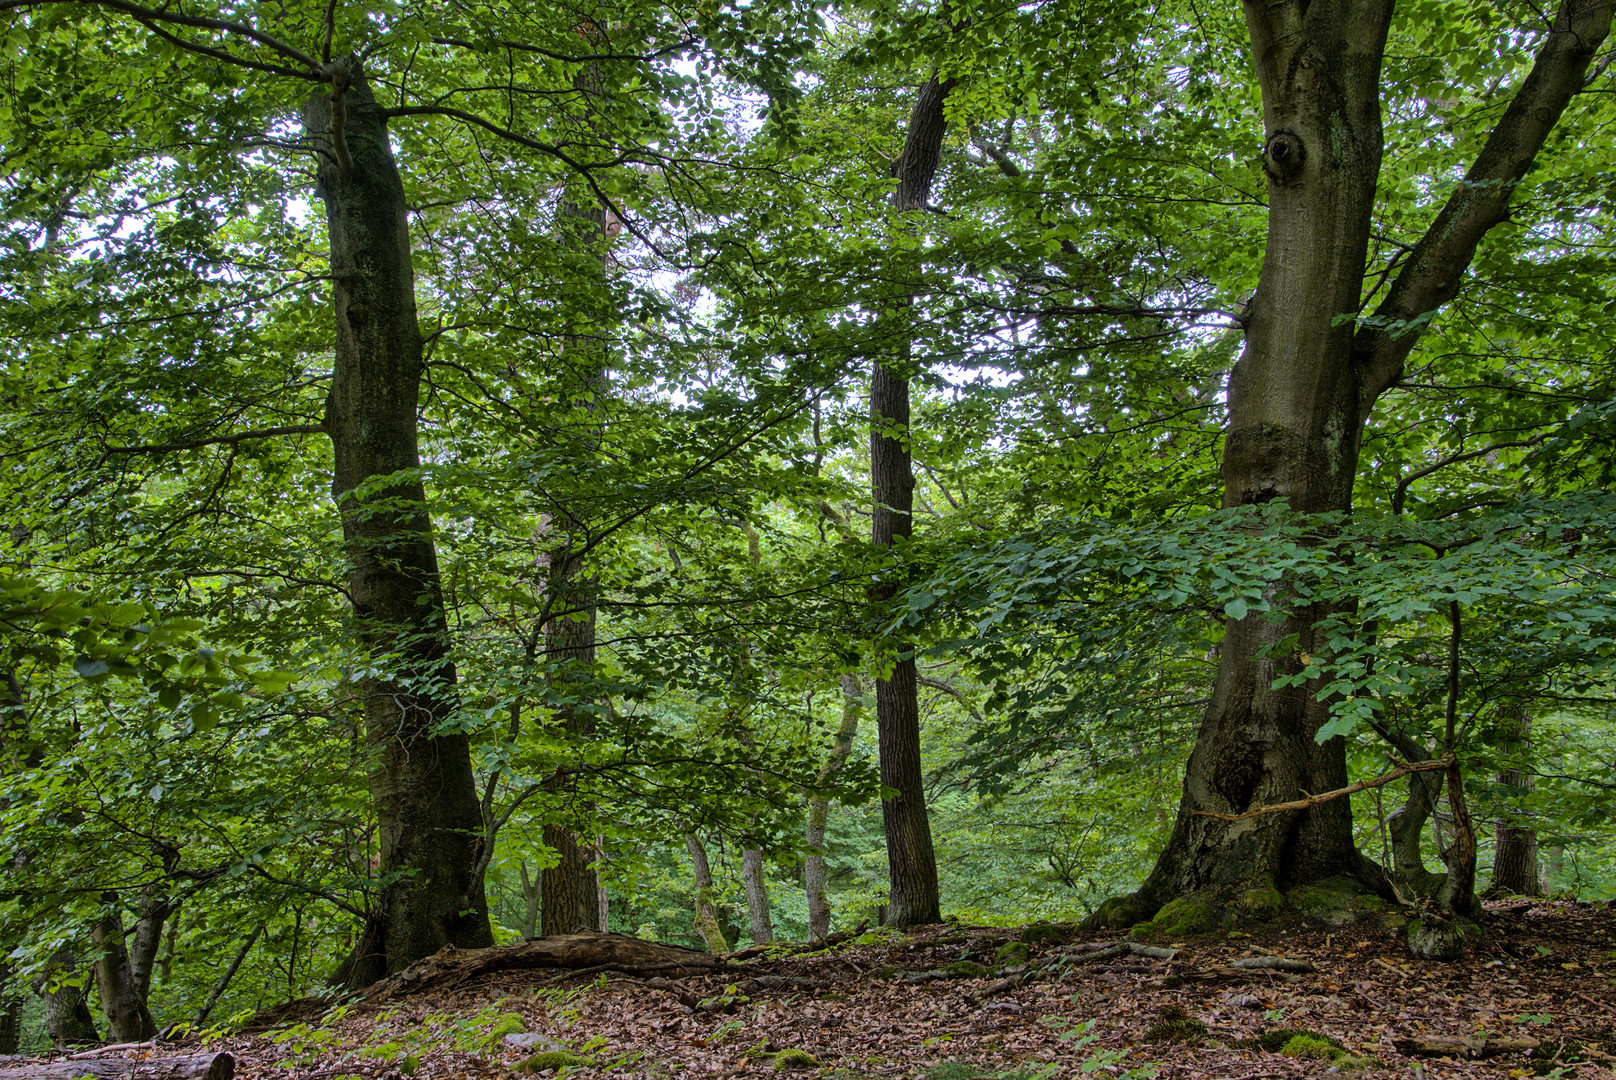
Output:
[
  {"xmin": 1108, "ymin": 0, "xmax": 1611, "ymax": 924},
  {"xmin": 806, "ymin": 673, "xmax": 863, "ymax": 941},
  {"xmin": 870, "ymin": 73, "xmax": 953, "ymax": 929},
  {"xmin": 92, "ymin": 898, "xmax": 157, "ymax": 1043},
  {"xmin": 1491, "ymin": 706, "xmax": 1541, "ymax": 896},
  {"xmin": 304, "ymin": 57, "xmax": 493, "ymax": 985}
]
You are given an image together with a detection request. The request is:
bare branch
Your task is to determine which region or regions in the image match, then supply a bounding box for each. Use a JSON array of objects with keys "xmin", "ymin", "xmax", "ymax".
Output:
[{"xmin": 1194, "ymin": 754, "xmax": 1456, "ymax": 822}]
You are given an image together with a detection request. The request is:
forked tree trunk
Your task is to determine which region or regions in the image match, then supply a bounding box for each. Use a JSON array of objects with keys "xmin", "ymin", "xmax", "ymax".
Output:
[
  {"xmin": 1491, "ymin": 706, "xmax": 1541, "ymax": 896},
  {"xmin": 806, "ymin": 673, "xmax": 862, "ymax": 940},
  {"xmin": 1108, "ymin": 0, "xmax": 1611, "ymax": 924},
  {"xmin": 92, "ymin": 897, "xmax": 157, "ymax": 1042},
  {"xmin": 869, "ymin": 72, "xmax": 953, "ymax": 928},
  {"xmin": 305, "ymin": 57, "xmax": 493, "ymax": 984},
  {"xmin": 129, "ymin": 890, "xmax": 175, "ymax": 1006}
]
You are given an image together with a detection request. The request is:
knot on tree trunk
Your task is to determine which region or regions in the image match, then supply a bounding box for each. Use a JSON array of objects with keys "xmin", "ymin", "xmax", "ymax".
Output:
[{"xmin": 1263, "ymin": 130, "xmax": 1305, "ymax": 184}]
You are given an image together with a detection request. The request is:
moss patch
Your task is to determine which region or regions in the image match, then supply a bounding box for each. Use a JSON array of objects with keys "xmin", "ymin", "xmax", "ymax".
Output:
[
  {"xmin": 1258, "ymin": 1029, "xmax": 1344, "ymax": 1054},
  {"xmin": 1287, "ymin": 876, "xmax": 1379, "ymax": 927},
  {"xmin": 1133, "ymin": 894, "xmax": 1219, "ymax": 939},
  {"xmin": 1019, "ymin": 923, "xmax": 1065, "ymax": 944},
  {"xmin": 944, "ymin": 960, "xmax": 993, "ymax": 978},
  {"xmin": 769, "ymin": 1049, "xmax": 820, "ymax": 1071},
  {"xmin": 516, "ymin": 1051, "xmax": 597, "ymax": 1073},
  {"xmin": 1080, "ymin": 896, "xmax": 1142, "ymax": 931},
  {"xmin": 996, "ymin": 941, "xmax": 1031, "ymax": 966},
  {"xmin": 1144, "ymin": 1005, "xmax": 1208, "ymax": 1045},
  {"xmin": 1407, "ymin": 916, "xmax": 1481, "ymax": 961},
  {"xmin": 1234, "ymin": 883, "xmax": 1287, "ymax": 922}
]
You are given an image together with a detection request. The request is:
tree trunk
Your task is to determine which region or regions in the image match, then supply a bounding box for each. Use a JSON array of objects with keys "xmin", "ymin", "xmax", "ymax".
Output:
[
  {"xmin": 304, "ymin": 57, "xmax": 493, "ymax": 985},
  {"xmin": 539, "ymin": 81, "xmax": 614, "ymax": 935},
  {"xmin": 596, "ymin": 839, "xmax": 610, "ymax": 932},
  {"xmin": 192, "ymin": 926, "xmax": 259, "ymax": 1029},
  {"xmin": 806, "ymin": 673, "xmax": 862, "ymax": 941},
  {"xmin": 519, "ymin": 861, "xmax": 542, "ymax": 939},
  {"xmin": 0, "ymin": 968, "xmax": 19, "ymax": 1056},
  {"xmin": 92, "ymin": 897, "xmax": 157, "ymax": 1043},
  {"xmin": 31, "ymin": 946, "xmax": 97, "ymax": 1050},
  {"xmin": 740, "ymin": 848, "xmax": 772, "ymax": 946},
  {"xmin": 1111, "ymin": 0, "xmax": 1611, "ymax": 923},
  {"xmin": 870, "ymin": 72, "xmax": 953, "ymax": 929},
  {"xmin": 684, "ymin": 835, "xmax": 729, "ymax": 954},
  {"xmin": 129, "ymin": 891, "xmax": 174, "ymax": 1007},
  {"xmin": 1491, "ymin": 706, "xmax": 1541, "ymax": 896}
]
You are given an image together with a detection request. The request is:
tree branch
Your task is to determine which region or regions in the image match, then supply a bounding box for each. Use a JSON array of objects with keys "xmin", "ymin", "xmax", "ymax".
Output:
[
  {"xmin": 1194, "ymin": 754, "xmax": 1456, "ymax": 822},
  {"xmin": 103, "ymin": 425, "xmax": 326, "ymax": 454},
  {"xmin": 1352, "ymin": 0, "xmax": 1614, "ymax": 405}
]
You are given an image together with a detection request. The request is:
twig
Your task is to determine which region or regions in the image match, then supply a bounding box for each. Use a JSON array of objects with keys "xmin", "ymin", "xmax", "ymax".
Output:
[{"xmin": 1194, "ymin": 755, "xmax": 1456, "ymax": 821}]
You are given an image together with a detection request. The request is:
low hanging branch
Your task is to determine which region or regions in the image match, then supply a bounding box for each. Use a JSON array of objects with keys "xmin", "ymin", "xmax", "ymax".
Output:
[{"xmin": 1194, "ymin": 754, "xmax": 1457, "ymax": 822}]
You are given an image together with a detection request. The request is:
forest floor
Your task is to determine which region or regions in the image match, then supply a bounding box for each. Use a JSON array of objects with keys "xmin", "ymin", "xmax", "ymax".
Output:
[{"xmin": 154, "ymin": 900, "xmax": 1616, "ymax": 1079}]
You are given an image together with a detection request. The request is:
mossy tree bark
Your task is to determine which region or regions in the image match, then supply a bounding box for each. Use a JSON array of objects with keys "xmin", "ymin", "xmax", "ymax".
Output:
[
  {"xmin": 1109, "ymin": 0, "xmax": 1612, "ymax": 925},
  {"xmin": 305, "ymin": 59, "xmax": 493, "ymax": 982},
  {"xmin": 685, "ymin": 834, "xmax": 729, "ymax": 954}
]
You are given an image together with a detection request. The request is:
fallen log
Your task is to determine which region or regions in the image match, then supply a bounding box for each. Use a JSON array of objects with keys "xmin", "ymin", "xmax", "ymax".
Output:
[
  {"xmin": 1229, "ymin": 957, "xmax": 1315, "ymax": 974},
  {"xmin": 1392, "ymin": 1035, "xmax": 1540, "ymax": 1058},
  {"xmin": 363, "ymin": 933, "xmax": 727, "ymax": 1003},
  {"xmin": 0, "ymin": 1053, "xmax": 233, "ymax": 1080}
]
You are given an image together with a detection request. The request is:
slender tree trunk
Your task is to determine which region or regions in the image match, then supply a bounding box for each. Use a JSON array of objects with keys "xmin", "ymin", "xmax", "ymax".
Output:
[
  {"xmin": 304, "ymin": 58, "xmax": 493, "ymax": 984},
  {"xmin": 596, "ymin": 839, "xmax": 610, "ymax": 932},
  {"xmin": 806, "ymin": 673, "xmax": 863, "ymax": 941},
  {"xmin": 539, "ymin": 57, "xmax": 615, "ymax": 934},
  {"xmin": 685, "ymin": 834, "xmax": 729, "ymax": 954},
  {"xmin": 519, "ymin": 861, "xmax": 542, "ymax": 939},
  {"xmin": 130, "ymin": 890, "xmax": 175, "ymax": 1006},
  {"xmin": 1107, "ymin": 0, "xmax": 1611, "ymax": 924},
  {"xmin": 92, "ymin": 896, "xmax": 157, "ymax": 1043},
  {"xmin": 870, "ymin": 72, "xmax": 954, "ymax": 929},
  {"xmin": 192, "ymin": 927, "xmax": 259, "ymax": 1029},
  {"xmin": 1491, "ymin": 706, "xmax": 1541, "ymax": 896},
  {"xmin": 740, "ymin": 848, "xmax": 772, "ymax": 945}
]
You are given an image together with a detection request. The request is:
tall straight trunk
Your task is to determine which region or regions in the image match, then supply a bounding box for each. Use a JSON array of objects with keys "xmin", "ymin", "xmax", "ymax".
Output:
[
  {"xmin": 519, "ymin": 860, "xmax": 542, "ymax": 939},
  {"xmin": 1491, "ymin": 706, "xmax": 1541, "ymax": 896},
  {"xmin": 869, "ymin": 72, "xmax": 953, "ymax": 929},
  {"xmin": 806, "ymin": 673, "xmax": 863, "ymax": 940},
  {"xmin": 1109, "ymin": 0, "xmax": 1611, "ymax": 923},
  {"xmin": 684, "ymin": 834, "xmax": 729, "ymax": 954},
  {"xmin": 0, "ymin": 984, "xmax": 17, "ymax": 1056},
  {"xmin": 92, "ymin": 898, "xmax": 156, "ymax": 1043},
  {"xmin": 305, "ymin": 57, "xmax": 493, "ymax": 985},
  {"xmin": 740, "ymin": 848, "xmax": 772, "ymax": 945},
  {"xmin": 540, "ymin": 184, "xmax": 612, "ymax": 936}
]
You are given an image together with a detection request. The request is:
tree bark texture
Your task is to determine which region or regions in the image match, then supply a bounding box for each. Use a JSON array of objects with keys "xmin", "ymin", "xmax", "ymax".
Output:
[
  {"xmin": 128, "ymin": 891, "xmax": 174, "ymax": 1007},
  {"xmin": 685, "ymin": 834, "xmax": 730, "ymax": 954},
  {"xmin": 806, "ymin": 674, "xmax": 863, "ymax": 941},
  {"xmin": 1125, "ymin": 0, "xmax": 1611, "ymax": 918},
  {"xmin": 740, "ymin": 847, "xmax": 772, "ymax": 946},
  {"xmin": 1491, "ymin": 707, "xmax": 1541, "ymax": 895},
  {"xmin": 870, "ymin": 72, "xmax": 953, "ymax": 929},
  {"xmin": 519, "ymin": 861, "xmax": 542, "ymax": 939},
  {"xmin": 0, "ymin": 971, "xmax": 18, "ymax": 1057},
  {"xmin": 92, "ymin": 899, "xmax": 156, "ymax": 1043},
  {"xmin": 304, "ymin": 57, "xmax": 493, "ymax": 984},
  {"xmin": 0, "ymin": 1055, "xmax": 233, "ymax": 1080}
]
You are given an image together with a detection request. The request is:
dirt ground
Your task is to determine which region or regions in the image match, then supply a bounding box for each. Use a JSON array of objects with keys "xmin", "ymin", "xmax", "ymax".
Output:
[{"xmin": 53, "ymin": 900, "xmax": 1616, "ymax": 1079}]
